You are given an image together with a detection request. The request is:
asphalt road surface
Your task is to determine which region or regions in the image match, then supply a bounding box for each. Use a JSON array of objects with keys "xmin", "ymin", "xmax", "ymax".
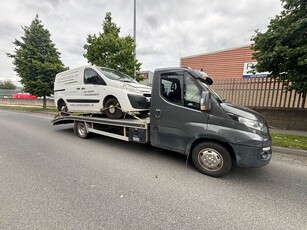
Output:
[{"xmin": 0, "ymin": 109, "xmax": 306, "ymax": 230}]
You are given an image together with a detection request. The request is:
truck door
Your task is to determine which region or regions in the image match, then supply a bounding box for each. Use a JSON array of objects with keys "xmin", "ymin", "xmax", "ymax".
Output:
[{"xmin": 150, "ymin": 70, "xmax": 209, "ymax": 154}]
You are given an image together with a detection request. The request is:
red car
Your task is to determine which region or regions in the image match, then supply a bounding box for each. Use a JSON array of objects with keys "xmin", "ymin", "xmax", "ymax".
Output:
[{"xmin": 11, "ymin": 93, "xmax": 37, "ymax": 99}]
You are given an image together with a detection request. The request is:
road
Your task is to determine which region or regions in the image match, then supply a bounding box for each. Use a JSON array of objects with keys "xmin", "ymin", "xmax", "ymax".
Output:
[{"xmin": 0, "ymin": 109, "xmax": 306, "ymax": 230}]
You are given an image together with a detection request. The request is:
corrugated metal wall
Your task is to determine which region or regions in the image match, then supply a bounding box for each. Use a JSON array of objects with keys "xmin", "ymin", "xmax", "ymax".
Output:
[{"xmin": 181, "ymin": 45, "xmax": 254, "ymax": 80}]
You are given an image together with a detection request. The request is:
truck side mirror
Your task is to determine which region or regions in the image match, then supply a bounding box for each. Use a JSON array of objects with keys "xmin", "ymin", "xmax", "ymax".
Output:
[
  {"xmin": 200, "ymin": 91, "xmax": 211, "ymax": 111},
  {"xmin": 198, "ymin": 76, "xmax": 213, "ymax": 85}
]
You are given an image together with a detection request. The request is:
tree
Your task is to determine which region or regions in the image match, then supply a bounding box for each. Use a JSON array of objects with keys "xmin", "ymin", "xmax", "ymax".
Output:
[
  {"xmin": 84, "ymin": 12, "xmax": 142, "ymax": 80},
  {"xmin": 251, "ymin": 0, "xmax": 307, "ymax": 99},
  {"xmin": 0, "ymin": 80, "xmax": 16, "ymax": 89},
  {"xmin": 7, "ymin": 15, "xmax": 66, "ymax": 108}
]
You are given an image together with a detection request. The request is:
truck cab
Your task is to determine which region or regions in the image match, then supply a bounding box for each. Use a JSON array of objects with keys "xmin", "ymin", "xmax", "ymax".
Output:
[{"xmin": 150, "ymin": 67, "xmax": 272, "ymax": 177}]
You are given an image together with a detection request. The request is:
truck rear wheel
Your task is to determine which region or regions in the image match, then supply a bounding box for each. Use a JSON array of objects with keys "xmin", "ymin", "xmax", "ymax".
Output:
[
  {"xmin": 75, "ymin": 121, "xmax": 88, "ymax": 139},
  {"xmin": 192, "ymin": 142, "xmax": 232, "ymax": 177},
  {"xmin": 105, "ymin": 98, "xmax": 124, "ymax": 119}
]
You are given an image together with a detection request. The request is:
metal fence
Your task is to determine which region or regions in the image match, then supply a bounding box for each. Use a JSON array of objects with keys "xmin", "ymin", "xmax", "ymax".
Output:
[
  {"xmin": 0, "ymin": 89, "xmax": 22, "ymax": 97},
  {"xmin": 212, "ymin": 77, "xmax": 307, "ymax": 109}
]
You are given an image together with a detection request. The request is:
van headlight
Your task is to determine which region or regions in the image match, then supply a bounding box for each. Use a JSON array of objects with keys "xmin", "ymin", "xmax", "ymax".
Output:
[
  {"xmin": 121, "ymin": 83, "xmax": 140, "ymax": 93},
  {"xmin": 237, "ymin": 117, "xmax": 268, "ymax": 133}
]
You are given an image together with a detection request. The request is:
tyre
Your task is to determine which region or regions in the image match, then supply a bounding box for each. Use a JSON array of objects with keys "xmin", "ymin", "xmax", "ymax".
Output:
[
  {"xmin": 191, "ymin": 142, "xmax": 232, "ymax": 177},
  {"xmin": 58, "ymin": 100, "xmax": 67, "ymax": 112},
  {"xmin": 105, "ymin": 98, "xmax": 124, "ymax": 119},
  {"xmin": 75, "ymin": 121, "xmax": 88, "ymax": 139}
]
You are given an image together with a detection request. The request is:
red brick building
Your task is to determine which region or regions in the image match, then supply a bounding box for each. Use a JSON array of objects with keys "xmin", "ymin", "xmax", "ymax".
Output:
[{"xmin": 180, "ymin": 45, "xmax": 255, "ymax": 80}]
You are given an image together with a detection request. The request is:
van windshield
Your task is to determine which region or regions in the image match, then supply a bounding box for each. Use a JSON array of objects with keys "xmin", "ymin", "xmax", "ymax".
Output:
[{"xmin": 98, "ymin": 67, "xmax": 138, "ymax": 83}]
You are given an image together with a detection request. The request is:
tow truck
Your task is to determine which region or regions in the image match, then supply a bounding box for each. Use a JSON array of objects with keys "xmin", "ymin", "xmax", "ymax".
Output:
[{"xmin": 52, "ymin": 67, "xmax": 272, "ymax": 177}]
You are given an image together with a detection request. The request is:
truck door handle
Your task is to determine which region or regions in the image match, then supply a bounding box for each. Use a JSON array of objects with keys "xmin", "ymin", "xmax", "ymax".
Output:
[
  {"xmin": 81, "ymin": 87, "xmax": 85, "ymax": 90},
  {"xmin": 155, "ymin": 109, "xmax": 161, "ymax": 119},
  {"xmin": 76, "ymin": 87, "xmax": 80, "ymax": 90}
]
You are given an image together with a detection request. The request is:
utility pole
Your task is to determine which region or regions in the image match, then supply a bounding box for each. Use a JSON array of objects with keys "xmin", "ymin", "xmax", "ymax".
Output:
[{"xmin": 133, "ymin": 0, "xmax": 136, "ymax": 77}]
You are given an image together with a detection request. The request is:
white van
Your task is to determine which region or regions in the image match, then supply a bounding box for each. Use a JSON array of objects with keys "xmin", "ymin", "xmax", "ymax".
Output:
[{"xmin": 54, "ymin": 65, "xmax": 151, "ymax": 119}]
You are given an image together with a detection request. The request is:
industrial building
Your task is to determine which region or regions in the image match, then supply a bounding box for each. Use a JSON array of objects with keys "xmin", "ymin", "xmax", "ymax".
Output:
[
  {"xmin": 140, "ymin": 70, "xmax": 154, "ymax": 86},
  {"xmin": 180, "ymin": 45, "xmax": 266, "ymax": 80}
]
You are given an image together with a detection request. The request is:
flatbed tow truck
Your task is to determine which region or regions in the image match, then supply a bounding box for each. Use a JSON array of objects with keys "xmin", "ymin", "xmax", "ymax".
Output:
[{"xmin": 52, "ymin": 67, "xmax": 272, "ymax": 177}]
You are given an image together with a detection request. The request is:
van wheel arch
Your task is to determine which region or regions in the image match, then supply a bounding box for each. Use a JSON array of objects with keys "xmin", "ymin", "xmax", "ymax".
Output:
[
  {"xmin": 57, "ymin": 99, "xmax": 67, "ymax": 112},
  {"xmin": 103, "ymin": 95, "xmax": 117, "ymax": 107}
]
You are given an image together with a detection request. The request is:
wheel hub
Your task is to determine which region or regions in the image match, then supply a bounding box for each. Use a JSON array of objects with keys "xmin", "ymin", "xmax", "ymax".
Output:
[
  {"xmin": 108, "ymin": 105, "xmax": 116, "ymax": 114},
  {"xmin": 199, "ymin": 148, "xmax": 223, "ymax": 171},
  {"xmin": 78, "ymin": 124, "xmax": 86, "ymax": 136}
]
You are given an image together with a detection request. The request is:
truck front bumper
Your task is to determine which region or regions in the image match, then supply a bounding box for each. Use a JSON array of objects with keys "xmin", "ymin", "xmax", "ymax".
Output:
[{"xmin": 232, "ymin": 144, "xmax": 272, "ymax": 168}]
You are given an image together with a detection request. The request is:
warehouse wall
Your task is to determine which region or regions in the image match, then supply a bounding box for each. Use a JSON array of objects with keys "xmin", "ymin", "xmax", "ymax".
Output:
[{"xmin": 181, "ymin": 45, "xmax": 254, "ymax": 80}]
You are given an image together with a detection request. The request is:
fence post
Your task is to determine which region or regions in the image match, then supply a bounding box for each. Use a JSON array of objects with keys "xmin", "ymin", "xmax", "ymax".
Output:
[{"xmin": 302, "ymin": 92, "xmax": 306, "ymax": 109}]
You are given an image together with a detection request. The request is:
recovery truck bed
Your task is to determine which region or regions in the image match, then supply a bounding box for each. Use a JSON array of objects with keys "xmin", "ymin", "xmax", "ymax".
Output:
[{"xmin": 52, "ymin": 114, "xmax": 150, "ymax": 143}]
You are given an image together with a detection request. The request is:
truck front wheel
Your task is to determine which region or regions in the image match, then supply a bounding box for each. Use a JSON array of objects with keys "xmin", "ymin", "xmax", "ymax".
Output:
[{"xmin": 192, "ymin": 142, "xmax": 232, "ymax": 177}]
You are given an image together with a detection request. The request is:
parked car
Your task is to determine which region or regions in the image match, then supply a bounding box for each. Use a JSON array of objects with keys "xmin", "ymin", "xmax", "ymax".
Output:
[
  {"xmin": 11, "ymin": 93, "xmax": 37, "ymax": 99},
  {"xmin": 54, "ymin": 65, "xmax": 151, "ymax": 119}
]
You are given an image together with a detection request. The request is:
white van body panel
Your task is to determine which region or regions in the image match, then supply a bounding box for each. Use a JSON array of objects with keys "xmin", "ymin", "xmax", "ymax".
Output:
[{"xmin": 54, "ymin": 65, "xmax": 151, "ymax": 113}]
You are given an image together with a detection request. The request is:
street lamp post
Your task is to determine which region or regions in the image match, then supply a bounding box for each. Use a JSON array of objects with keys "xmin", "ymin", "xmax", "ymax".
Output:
[{"xmin": 133, "ymin": 0, "xmax": 136, "ymax": 78}]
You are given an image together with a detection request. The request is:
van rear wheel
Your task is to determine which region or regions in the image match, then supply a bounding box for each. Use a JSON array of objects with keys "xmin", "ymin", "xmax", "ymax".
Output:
[
  {"xmin": 58, "ymin": 101, "xmax": 67, "ymax": 112},
  {"xmin": 192, "ymin": 142, "xmax": 232, "ymax": 177},
  {"xmin": 105, "ymin": 98, "xmax": 124, "ymax": 119}
]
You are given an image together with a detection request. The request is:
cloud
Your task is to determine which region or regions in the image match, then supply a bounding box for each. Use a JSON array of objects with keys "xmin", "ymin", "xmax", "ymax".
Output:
[{"xmin": 0, "ymin": 0, "xmax": 283, "ymax": 85}]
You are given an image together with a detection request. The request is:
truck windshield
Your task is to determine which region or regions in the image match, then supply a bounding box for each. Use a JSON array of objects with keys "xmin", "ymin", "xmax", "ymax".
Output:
[
  {"xmin": 188, "ymin": 70, "xmax": 224, "ymax": 103},
  {"xmin": 202, "ymin": 83, "xmax": 224, "ymax": 103},
  {"xmin": 98, "ymin": 67, "xmax": 138, "ymax": 83}
]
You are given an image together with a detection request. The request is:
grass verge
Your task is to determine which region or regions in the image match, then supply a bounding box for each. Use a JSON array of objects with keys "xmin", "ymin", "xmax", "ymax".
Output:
[
  {"xmin": 0, "ymin": 105, "xmax": 58, "ymax": 114},
  {"xmin": 271, "ymin": 133, "xmax": 307, "ymax": 150}
]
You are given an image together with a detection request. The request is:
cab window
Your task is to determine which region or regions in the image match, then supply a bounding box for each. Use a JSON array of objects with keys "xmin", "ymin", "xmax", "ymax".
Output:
[
  {"xmin": 160, "ymin": 72, "xmax": 201, "ymax": 110},
  {"xmin": 84, "ymin": 68, "xmax": 106, "ymax": 85},
  {"xmin": 161, "ymin": 74, "xmax": 183, "ymax": 105}
]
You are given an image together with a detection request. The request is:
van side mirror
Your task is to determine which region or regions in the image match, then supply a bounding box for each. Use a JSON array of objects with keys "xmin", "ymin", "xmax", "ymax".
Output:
[{"xmin": 200, "ymin": 91, "xmax": 211, "ymax": 111}]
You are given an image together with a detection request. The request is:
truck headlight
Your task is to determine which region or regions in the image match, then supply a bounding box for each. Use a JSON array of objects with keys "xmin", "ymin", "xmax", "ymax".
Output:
[
  {"xmin": 238, "ymin": 117, "xmax": 267, "ymax": 133},
  {"xmin": 121, "ymin": 83, "xmax": 140, "ymax": 93}
]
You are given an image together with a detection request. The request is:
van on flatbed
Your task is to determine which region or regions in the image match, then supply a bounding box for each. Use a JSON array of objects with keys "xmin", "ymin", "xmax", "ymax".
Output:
[
  {"xmin": 54, "ymin": 65, "xmax": 151, "ymax": 119},
  {"xmin": 52, "ymin": 67, "xmax": 272, "ymax": 177}
]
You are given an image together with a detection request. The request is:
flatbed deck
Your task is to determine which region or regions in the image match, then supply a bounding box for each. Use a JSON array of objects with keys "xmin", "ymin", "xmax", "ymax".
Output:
[
  {"xmin": 52, "ymin": 114, "xmax": 150, "ymax": 128},
  {"xmin": 52, "ymin": 113, "xmax": 150, "ymax": 143}
]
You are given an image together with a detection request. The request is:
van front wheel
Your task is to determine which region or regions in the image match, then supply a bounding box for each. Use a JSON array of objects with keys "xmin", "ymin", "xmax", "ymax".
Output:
[
  {"xmin": 105, "ymin": 98, "xmax": 124, "ymax": 119},
  {"xmin": 192, "ymin": 142, "xmax": 232, "ymax": 177}
]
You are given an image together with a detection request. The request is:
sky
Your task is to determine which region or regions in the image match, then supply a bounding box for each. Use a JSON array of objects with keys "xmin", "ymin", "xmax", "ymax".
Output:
[{"xmin": 0, "ymin": 0, "xmax": 284, "ymax": 86}]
